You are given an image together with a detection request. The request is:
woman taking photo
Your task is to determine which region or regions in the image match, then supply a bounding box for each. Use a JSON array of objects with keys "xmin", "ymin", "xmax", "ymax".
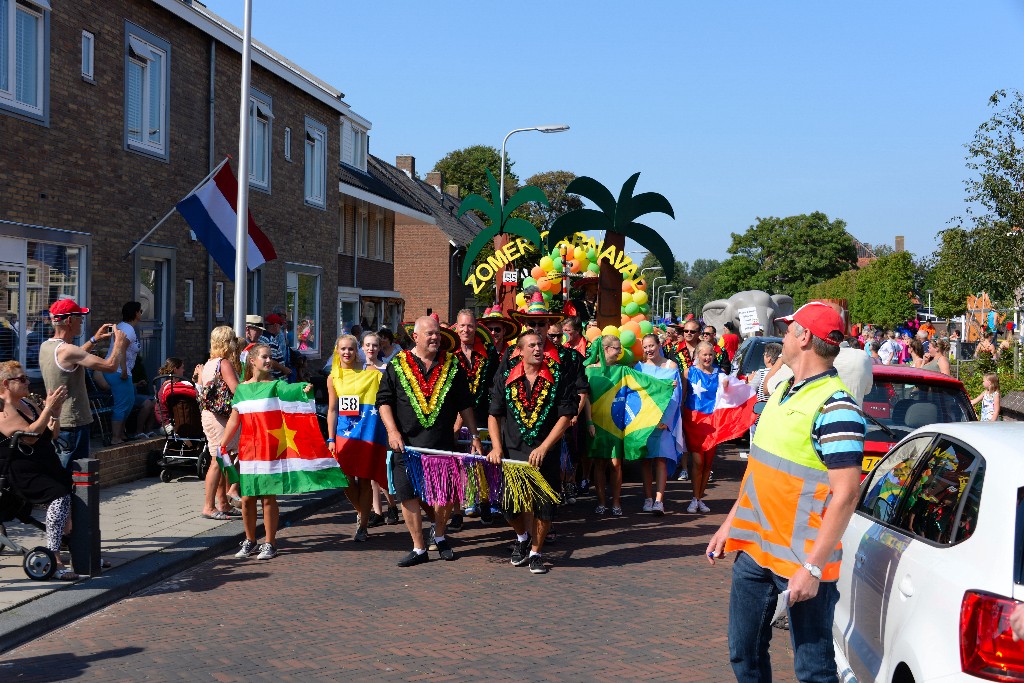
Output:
[{"xmin": 195, "ymin": 326, "xmax": 242, "ymax": 521}]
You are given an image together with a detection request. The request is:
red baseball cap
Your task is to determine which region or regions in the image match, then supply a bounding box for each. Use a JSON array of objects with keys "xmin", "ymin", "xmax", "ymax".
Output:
[
  {"xmin": 50, "ymin": 299, "xmax": 90, "ymax": 317},
  {"xmin": 265, "ymin": 313, "xmax": 285, "ymax": 325},
  {"xmin": 777, "ymin": 302, "xmax": 843, "ymax": 346}
]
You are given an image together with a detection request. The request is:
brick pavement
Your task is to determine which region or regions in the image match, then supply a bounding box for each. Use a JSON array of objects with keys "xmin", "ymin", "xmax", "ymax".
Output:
[{"xmin": 0, "ymin": 447, "xmax": 798, "ymax": 682}]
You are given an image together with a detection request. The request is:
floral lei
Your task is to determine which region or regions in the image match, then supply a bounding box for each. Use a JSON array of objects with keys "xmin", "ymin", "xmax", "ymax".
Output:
[
  {"xmin": 456, "ymin": 348, "xmax": 490, "ymax": 404},
  {"xmin": 395, "ymin": 350, "xmax": 457, "ymax": 428},
  {"xmin": 505, "ymin": 355, "xmax": 560, "ymax": 445}
]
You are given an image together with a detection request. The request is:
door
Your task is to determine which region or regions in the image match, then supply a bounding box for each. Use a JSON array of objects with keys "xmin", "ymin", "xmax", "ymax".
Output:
[
  {"xmin": 0, "ymin": 266, "xmax": 26, "ymax": 367},
  {"xmin": 137, "ymin": 257, "xmax": 169, "ymax": 383}
]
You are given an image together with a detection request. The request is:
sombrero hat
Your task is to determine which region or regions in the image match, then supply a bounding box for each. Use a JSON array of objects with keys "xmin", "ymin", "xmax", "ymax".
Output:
[
  {"xmin": 446, "ymin": 321, "xmax": 495, "ymax": 348},
  {"xmin": 401, "ymin": 321, "xmax": 458, "ymax": 353},
  {"xmin": 509, "ymin": 292, "xmax": 565, "ymax": 328},
  {"xmin": 478, "ymin": 305, "xmax": 518, "ymax": 339}
]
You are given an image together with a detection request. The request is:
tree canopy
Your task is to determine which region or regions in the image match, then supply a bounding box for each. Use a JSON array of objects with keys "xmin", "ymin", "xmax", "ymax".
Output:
[
  {"xmin": 849, "ymin": 252, "xmax": 917, "ymax": 328},
  {"xmin": 521, "ymin": 170, "xmax": 583, "ymax": 231},
  {"xmin": 433, "ymin": 145, "xmax": 518, "ymax": 200}
]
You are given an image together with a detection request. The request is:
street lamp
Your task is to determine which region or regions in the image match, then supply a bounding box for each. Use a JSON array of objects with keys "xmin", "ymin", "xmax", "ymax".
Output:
[
  {"xmin": 499, "ymin": 124, "xmax": 570, "ymax": 207},
  {"xmin": 926, "ymin": 289, "xmax": 933, "ymax": 317},
  {"xmin": 667, "ymin": 295, "xmax": 680, "ymax": 320},
  {"xmin": 660, "ymin": 289, "xmax": 676, "ymax": 320},
  {"xmin": 639, "ymin": 266, "xmax": 661, "ymax": 284}
]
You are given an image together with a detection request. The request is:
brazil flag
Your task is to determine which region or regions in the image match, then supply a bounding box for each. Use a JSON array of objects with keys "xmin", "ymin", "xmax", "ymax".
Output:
[{"xmin": 587, "ymin": 365, "xmax": 675, "ymax": 460}]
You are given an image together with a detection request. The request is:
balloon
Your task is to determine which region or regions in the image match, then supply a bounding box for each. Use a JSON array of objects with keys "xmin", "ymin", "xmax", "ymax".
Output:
[
  {"xmin": 542, "ymin": 290, "xmax": 553, "ymax": 301},
  {"xmin": 531, "ymin": 266, "xmax": 546, "ymax": 280},
  {"xmin": 573, "ymin": 246, "xmax": 585, "ymax": 261},
  {"xmin": 585, "ymin": 326, "xmax": 602, "ymax": 342},
  {"xmin": 551, "ymin": 257, "xmax": 562, "ymax": 271},
  {"xmin": 622, "ymin": 291, "xmax": 633, "ymax": 306},
  {"xmin": 569, "ymin": 259, "xmax": 582, "ymax": 274},
  {"xmin": 622, "ymin": 279, "xmax": 635, "ymax": 293},
  {"xmin": 624, "ymin": 321, "xmax": 642, "ymax": 336},
  {"xmin": 538, "ymin": 277, "xmax": 552, "ymax": 292},
  {"xmin": 620, "ymin": 313, "xmax": 630, "ymax": 325},
  {"xmin": 619, "ymin": 329, "xmax": 636, "ymax": 347},
  {"xmin": 578, "ymin": 258, "xmax": 591, "ymax": 272},
  {"xmin": 639, "ymin": 303, "xmax": 650, "ymax": 314},
  {"xmin": 624, "ymin": 302, "xmax": 639, "ymax": 316},
  {"xmin": 587, "ymin": 248, "xmax": 597, "ymax": 261},
  {"xmin": 587, "ymin": 262, "xmax": 600, "ymax": 274},
  {"xmin": 549, "ymin": 279, "xmax": 561, "ymax": 295},
  {"xmin": 633, "ymin": 290, "xmax": 649, "ymax": 306},
  {"xmin": 539, "ymin": 256, "xmax": 553, "ymax": 271},
  {"xmin": 523, "ymin": 277, "xmax": 537, "ymax": 288},
  {"xmin": 631, "ymin": 314, "xmax": 647, "ymax": 324},
  {"xmin": 639, "ymin": 321, "xmax": 654, "ymax": 335},
  {"xmin": 634, "ymin": 279, "xmax": 647, "ymax": 291},
  {"xmin": 601, "ymin": 325, "xmax": 620, "ymax": 337},
  {"xmin": 632, "ymin": 340, "xmax": 643, "ymax": 359},
  {"xmin": 515, "ymin": 293, "xmax": 527, "ymax": 308}
]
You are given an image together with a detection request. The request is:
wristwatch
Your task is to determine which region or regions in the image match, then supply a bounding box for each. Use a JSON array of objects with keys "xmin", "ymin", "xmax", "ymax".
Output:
[{"xmin": 803, "ymin": 562, "xmax": 822, "ymax": 580}]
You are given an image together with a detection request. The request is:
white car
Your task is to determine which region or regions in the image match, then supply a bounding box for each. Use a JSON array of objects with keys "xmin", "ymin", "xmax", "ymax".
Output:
[{"xmin": 833, "ymin": 422, "xmax": 1024, "ymax": 682}]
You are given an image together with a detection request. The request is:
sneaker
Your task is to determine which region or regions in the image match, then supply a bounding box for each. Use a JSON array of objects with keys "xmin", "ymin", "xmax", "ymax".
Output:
[
  {"xmin": 611, "ymin": 506, "xmax": 623, "ymax": 517},
  {"xmin": 579, "ymin": 479, "xmax": 590, "ymax": 495},
  {"xmin": 687, "ymin": 498, "xmax": 699, "ymax": 513},
  {"xmin": 697, "ymin": 499, "xmax": 711, "ymax": 514},
  {"xmin": 642, "ymin": 498, "xmax": 654, "ymax": 513},
  {"xmin": 479, "ymin": 504, "xmax": 494, "ymax": 526},
  {"xmin": 354, "ymin": 527, "xmax": 369, "ymax": 542},
  {"xmin": 235, "ymin": 539, "xmax": 258, "ymax": 558},
  {"xmin": 464, "ymin": 505, "xmax": 479, "ymax": 517},
  {"xmin": 529, "ymin": 554, "xmax": 549, "ymax": 574},
  {"xmin": 511, "ymin": 538, "xmax": 531, "ymax": 566},
  {"xmin": 708, "ymin": 470, "xmax": 715, "ymax": 483},
  {"xmin": 678, "ymin": 469, "xmax": 689, "ymax": 481},
  {"xmin": 384, "ymin": 505, "xmax": 399, "ymax": 525},
  {"xmin": 594, "ymin": 504, "xmax": 607, "ymax": 515},
  {"xmin": 427, "ymin": 524, "xmax": 438, "ymax": 551},
  {"xmin": 546, "ymin": 526, "xmax": 557, "ymax": 543},
  {"xmin": 447, "ymin": 514, "xmax": 464, "ymax": 533},
  {"xmin": 366, "ymin": 512, "xmax": 385, "ymax": 528},
  {"xmin": 563, "ymin": 481, "xmax": 578, "ymax": 505},
  {"xmin": 256, "ymin": 542, "xmax": 277, "ymax": 560},
  {"xmin": 397, "ymin": 550, "xmax": 429, "ymax": 567},
  {"xmin": 435, "ymin": 538, "xmax": 455, "ymax": 561},
  {"xmin": 652, "ymin": 500, "xmax": 665, "ymax": 516}
]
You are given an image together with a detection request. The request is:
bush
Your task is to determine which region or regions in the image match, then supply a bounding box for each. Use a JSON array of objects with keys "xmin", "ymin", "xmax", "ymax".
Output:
[{"xmin": 958, "ymin": 364, "xmax": 1024, "ymax": 418}]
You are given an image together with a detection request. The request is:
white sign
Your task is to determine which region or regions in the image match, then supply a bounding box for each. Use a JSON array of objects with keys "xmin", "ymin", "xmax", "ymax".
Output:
[
  {"xmin": 737, "ymin": 307, "xmax": 762, "ymax": 335},
  {"xmin": 502, "ymin": 270, "xmax": 518, "ymax": 284}
]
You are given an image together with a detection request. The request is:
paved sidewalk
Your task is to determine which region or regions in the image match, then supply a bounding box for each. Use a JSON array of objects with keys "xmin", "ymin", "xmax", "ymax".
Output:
[{"xmin": 0, "ymin": 472, "xmax": 345, "ymax": 653}]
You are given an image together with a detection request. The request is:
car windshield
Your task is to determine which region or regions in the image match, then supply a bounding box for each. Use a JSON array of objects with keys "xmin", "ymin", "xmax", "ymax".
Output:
[
  {"xmin": 862, "ymin": 380, "xmax": 974, "ymax": 440},
  {"xmin": 735, "ymin": 338, "xmax": 783, "ymax": 377}
]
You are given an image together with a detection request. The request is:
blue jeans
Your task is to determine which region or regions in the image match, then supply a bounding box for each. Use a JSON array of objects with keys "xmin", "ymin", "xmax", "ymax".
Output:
[
  {"xmin": 728, "ymin": 551, "xmax": 839, "ymax": 683},
  {"xmin": 58, "ymin": 425, "xmax": 91, "ymax": 468}
]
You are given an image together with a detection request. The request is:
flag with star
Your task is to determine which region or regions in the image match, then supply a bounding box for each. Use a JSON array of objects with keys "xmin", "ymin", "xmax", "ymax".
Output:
[
  {"xmin": 586, "ymin": 365, "xmax": 675, "ymax": 460},
  {"xmin": 232, "ymin": 380, "xmax": 349, "ymax": 496},
  {"xmin": 330, "ymin": 367, "xmax": 388, "ymax": 487},
  {"xmin": 682, "ymin": 367, "xmax": 756, "ymax": 453}
]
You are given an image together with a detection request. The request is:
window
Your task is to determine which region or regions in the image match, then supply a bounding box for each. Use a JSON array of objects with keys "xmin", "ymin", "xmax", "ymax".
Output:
[
  {"xmin": 284, "ymin": 126, "xmax": 291, "ymax": 161},
  {"xmin": 901, "ymin": 439, "xmax": 983, "ymax": 545},
  {"xmin": 286, "ymin": 264, "xmax": 320, "ymax": 353},
  {"xmin": 124, "ymin": 23, "xmax": 170, "ymax": 159},
  {"xmin": 349, "ymin": 127, "xmax": 367, "ymax": 170},
  {"xmin": 303, "ymin": 116, "xmax": 327, "ymax": 208},
  {"xmin": 183, "ymin": 278, "xmax": 194, "ymax": 320},
  {"xmin": 860, "ymin": 436, "xmax": 933, "ymax": 526},
  {"xmin": 214, "ymin": 281, "xmax": 224, "ymax": 320},
  {"xmin": 246, "ymin": 269, "xmax": 262, "ymax": 315},
  {"xmin": 357, "ymin": 207, "xmax": 368, "ymax": 257},
  {"xmin": 374, "ymin": 215, "xmax": 383, "ymax": 259},
  {"xmin": 384, "ymin": 219, "xmax": 393, "ymax": 263},
  {"xmin": 0, "ymin": 0, "xmax": 49, "ymax": 121},
  {"xmin": 81, "ymin": 30, "xmax": 94, "ymax": 80},
  {"xmin": 337, "ymin": 206, "xmax": 347, "ymax": 254},
  {"xmin": 248, "ymin": 90, "xmax": 271, "ymax": 191}
]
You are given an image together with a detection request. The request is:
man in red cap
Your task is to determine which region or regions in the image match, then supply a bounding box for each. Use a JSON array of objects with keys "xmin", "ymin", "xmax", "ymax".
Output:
[
  {"xmin": 258, "ymin": 313, "xmax": 291, "ymax": 380},
  {"xmin": 40, "ymin": 299, "xmax": 130, "ymax": 464},
  {"xmin": 706, "ymin": 302, "xmax": 865, "ymax": 682}
]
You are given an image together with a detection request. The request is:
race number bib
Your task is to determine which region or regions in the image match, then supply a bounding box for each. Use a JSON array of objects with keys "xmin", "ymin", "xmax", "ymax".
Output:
[{"xmin": 338, "ymin": 395, "xmax": 360, "ymax": 416}]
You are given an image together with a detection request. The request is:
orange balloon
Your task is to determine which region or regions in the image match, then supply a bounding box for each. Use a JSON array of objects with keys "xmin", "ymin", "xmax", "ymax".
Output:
[
  {"xmin": 569, "ymin": 259, "xmax": 582, "ymax": 274},
  {"xmin": 634, "ymin": 279, "xmax": 647, "ymax": 291},
  {"xmin": 622, "ymin": 279, "xmax": 635, "ymax": 293},
  {"xmin": 531, "ymin": 266, "xmax": 546, "ymax": 280},
  {"xmin": 624, "ymin": 321, "xmax": 642, "ymax": 337},
  {"xmin": 538, "ymin": 278, "xmax": 552, "ymax": 292},
  {"xmin": 621, "ymin": 313, "xmax": 630, "ymax": 325},
  {"xmin": 585, "ymin": 326, "xmax": 601, "ymax": 342},
  {"xmin": 549, "ymin": 279, "xmax": 562, "ymax": 295},
  {"xmin": 632, "ymin": 340, "xmax": 643, "ymax": 358},
  {"xmin": 631, "ymin": 314, "xmax": 646, "ymax": 324}
]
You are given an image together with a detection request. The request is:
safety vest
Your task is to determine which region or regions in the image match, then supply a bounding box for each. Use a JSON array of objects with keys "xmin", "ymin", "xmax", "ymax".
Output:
[{"xmin": 724, "ymin": 373, "xmax": 847, "ymax": 581}]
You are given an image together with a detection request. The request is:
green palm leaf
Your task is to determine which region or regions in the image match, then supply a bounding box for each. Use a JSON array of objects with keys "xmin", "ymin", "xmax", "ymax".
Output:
[
  {"xmin": 457, "ymin": 194, "xmax": 499, "ymax": 224},
  {"xmin": 486, "ymin": 169, "xmax": 502, "ymax": 209},
  {"xmin": 502, "ymin": 217, "xmax": 544, "ymax": 246},
  {"xmin": 565, "ymin": 176, "xmax": 617, "ymax": 217},
  {"xmin": 461, "ymin": 223, "xmax": 502, "ymax": 282},
  {"xmin": 502, "ymin": 185, "xmax": 549, "ymax": 220},
  {"xmin": 624, "ymin": 192, "xmax": 675, "ymax": 223},
  {"xmin": 546, "ymin": 208, "xmax": 612, "ymax": 250},
  {"xmin": 620, "ymin": 221, "xmax": 675, "ymax": 281},
  {"xmin": 614, "ymin": 173, "xmax": 642, "ymax": 227}
]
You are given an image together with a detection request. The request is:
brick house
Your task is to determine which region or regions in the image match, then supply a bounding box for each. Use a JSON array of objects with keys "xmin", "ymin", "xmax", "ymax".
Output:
[
  {"xmin": 384, "ymin": 155, "xmax": 485, "ymax": 323},
  {"xmin": 0, "ymin": 0, "xmax": 384, "ymax": 379}
]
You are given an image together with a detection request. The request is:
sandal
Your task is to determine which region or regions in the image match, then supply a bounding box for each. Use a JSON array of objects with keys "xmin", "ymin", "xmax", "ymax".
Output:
[
  {"xmin": 218, "ymin": 508, "xmax": 242, "ymax": 517},
  {"xmin": 201, "ymin": 511, "xmax": 230, "ymax": 520},
  {"xmin": 227, "ymin": 495, "xmax": 243, "ymax": 510},
  {"xmin": 54, "ymin": 567, "xmax": 80, "ymax": 581}
]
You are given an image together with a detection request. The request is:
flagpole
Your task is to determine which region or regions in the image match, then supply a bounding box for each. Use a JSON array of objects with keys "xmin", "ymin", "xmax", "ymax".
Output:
[
  {"xmin": 125, "ymin": 156, "xmax": 231, "ymax": 259},
  {"xmin": 233, "ymin": 0, "xmax": 254, "ymax": 338}
]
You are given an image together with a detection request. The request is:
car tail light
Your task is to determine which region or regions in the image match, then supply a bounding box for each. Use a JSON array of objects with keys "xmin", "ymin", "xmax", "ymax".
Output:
[{"xmin": 961, "ymin": 590, "xmax": 1024, "ymax": 681}]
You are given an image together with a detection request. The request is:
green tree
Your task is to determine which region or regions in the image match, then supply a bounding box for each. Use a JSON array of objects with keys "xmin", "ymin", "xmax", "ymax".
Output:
[
  {"xmin": 807, "ymin": 268, "xmax": 859, "ymax": 304},
  {"xmin": 850, "ymin": 252, "xmax": 917, "ymax": 327},
  {"xmin": 521, "ymin": 170, "xmax": 583, "ymax": 231},
  {"xmin": 433, "ymin": 145, "xmax": 518, "ymax": 200}
]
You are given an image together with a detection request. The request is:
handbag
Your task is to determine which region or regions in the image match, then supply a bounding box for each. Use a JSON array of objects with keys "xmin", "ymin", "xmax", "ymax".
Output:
[{"xmin": 197, "ymin": 360, "xmax": 233, "ymax": 417}]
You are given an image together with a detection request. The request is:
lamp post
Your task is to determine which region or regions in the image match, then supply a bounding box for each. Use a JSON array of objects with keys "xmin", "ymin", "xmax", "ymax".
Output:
[
  {"xmin": 649, "ymin": 275, "xmax": 666, "ymax": 300},
  {"xmin": 660, "ymin": 289, "xmax": 676, "ymax": 320},
  {"xmin": 495, "ymin": 124, "xmax": 570, "ymax": 310},
  {"xmin": 639, "ymin": 266, "xmax": 661, "ymax": 286},
  {"xmin": 926, "ymin": 289, "xmax": 933, "ymax": 317},
  {"xmin": 667, "ymin": 295, "xmax": 680, "ymax": 321},
  {"xmin": 678, "ymin": 286, "xmax": 693, "ymax": 319}
]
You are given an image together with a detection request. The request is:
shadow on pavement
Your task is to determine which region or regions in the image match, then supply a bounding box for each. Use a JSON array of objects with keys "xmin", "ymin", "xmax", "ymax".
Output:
[{"xmin": 0, "ymin": 646, "xmax": 145, "ymax": 682}]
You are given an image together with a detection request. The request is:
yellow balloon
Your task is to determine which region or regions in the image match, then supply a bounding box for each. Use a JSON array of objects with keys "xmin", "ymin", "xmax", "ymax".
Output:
[
  {"xmin": 515, "ymin": 292, "xmax": 526, "ymax": 308},
  {"xmin": 633, "ymin": 290, "xmax": 649, "ymax": 306},
  {"xmin": 622, "ymin": 291, "xmax": 633, "ymax": 306},
  {"xmin": 573, "ymin": 246, "xmax": 585, "ymax": 261},
  {"xmin": 601, "ymin": 325, "xmax": 620, "ymax": 337},
  {"xmin": 539, "ymin": 256, "xmax": 554, "ymax": 271}
]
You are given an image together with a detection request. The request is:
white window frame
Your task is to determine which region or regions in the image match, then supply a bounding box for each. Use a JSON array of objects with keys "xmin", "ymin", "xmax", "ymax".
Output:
[
  {"xmin": 0, "ymin": 0, "xmax": 49, "ymax": 122},
  {"xmin": 304, "ymin": 116, "xmax": 327, "ymax": 209},
  {"xmin": 284, "ymin": 126, "xmax": 291, "ymax": 162},
  {"xmin": 374, "ymin": 214, "xmax": 383, "ymax": 260},
  {"xmin": 337, "ymin": 205, "xmax": 347, "ymax": 254},
  {"xmin": 248, "ymin": 89, "xmax": 272, "ymax": 192},
  {"xmin": 350, "ymin": 127, "xmax": 367, "ymax": 170},
  {"xmin": 81, "ymin": 30, "xmax": 94, "ymax": 81},
  {"xmin": 214, "ymin": 281, "xmax": 224, "ymax": 320},
  {"xmin": 286, "ymin": 263, "xmax": 321, "ymax": 355},
  {"xmin": 357, "ymin": 206, "xmax": 368, "ymax": 257},
  {"xmin": 183, "ymin": 278, "xmax": 194, "ymax": 320},
  {"xmin": 123, "ymin": 23, "xmax": 170, "ymax": 160},
  {"xmin": 384, "ymin": 219, "xmax": 393, "ymax": 263}
]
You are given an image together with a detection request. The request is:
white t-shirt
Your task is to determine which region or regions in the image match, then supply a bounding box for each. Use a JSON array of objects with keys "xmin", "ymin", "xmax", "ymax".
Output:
[
  {"xmin": 106, "ymin": 321, "xmax": 140, "ymax": 373},
  {"xmin": 766, "ymin": 347, "xmax": 874, "ymax": 407},
  {"xmin": 878, "ymin": 339, "xmax": 900, "ymax": 365}
]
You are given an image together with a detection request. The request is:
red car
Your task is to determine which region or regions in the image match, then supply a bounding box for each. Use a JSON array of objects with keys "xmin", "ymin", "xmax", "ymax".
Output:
[{"xmin": 861, "ymin": 365, "xmax": 976, "ymax": 474}]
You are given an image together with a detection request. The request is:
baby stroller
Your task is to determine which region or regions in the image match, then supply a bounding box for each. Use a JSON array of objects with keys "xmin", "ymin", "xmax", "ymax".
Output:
[
  {"xmin": 152, "ymin": 375, "xmax": 209, "ymax": 482},
  {"xmin": 0, "ymin": 431, "xmax": 59, "ymax": 580}
]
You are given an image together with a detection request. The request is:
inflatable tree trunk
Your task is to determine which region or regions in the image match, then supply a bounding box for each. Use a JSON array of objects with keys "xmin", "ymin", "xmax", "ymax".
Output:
[{"xmin": 597, "ymin": 231, "xmax": 626, "ymax": 330}]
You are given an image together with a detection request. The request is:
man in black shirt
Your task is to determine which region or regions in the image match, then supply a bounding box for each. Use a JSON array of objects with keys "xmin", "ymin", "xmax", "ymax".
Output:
[
  {"xmin": 488, "ymin": 328, "xmax": 578, "ymax": 575},
  {"xmin": 378, "ymin": 316, "xmax": 482, "ymax": 567}
]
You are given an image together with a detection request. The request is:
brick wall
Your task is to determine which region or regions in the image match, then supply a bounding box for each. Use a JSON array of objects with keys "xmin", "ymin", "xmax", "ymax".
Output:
[
  {"xmin": 337, "ymin": 198, "xmax": 395, "ymax": 291},
  {"xmin": 394, "ymin": 224, "xmax": 452, "ymax": 321}
]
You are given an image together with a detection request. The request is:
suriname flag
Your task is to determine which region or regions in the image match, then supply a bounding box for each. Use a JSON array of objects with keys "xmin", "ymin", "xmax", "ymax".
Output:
[
  {"xmin": 586, "ymin": 364, "xmax": 675, "ymax": 460},
  {"xmin": 229, "ymin": 380, "xmax": 349, "ymax": 496}
]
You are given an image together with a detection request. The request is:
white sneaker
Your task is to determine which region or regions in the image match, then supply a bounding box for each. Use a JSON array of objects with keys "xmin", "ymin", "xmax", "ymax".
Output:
[
  {"xmin": 652, "ymin": 500, "xmax": 665, "ymax": 516},
  {"xmin": 687, "ymin": 498, "xmax": 699, "ymax": 513},
  {"xmin": 256, "ymin": 542, "xmax": 277, "ymax": 560},
  {"xmin": 678, "ymin": 469, "xmax": 689, "ymax": 481},
  {"xmin": 697, "ymin": 499, "xmax": 711, "ymax": 514},
  {"xmin": 235, "ymin": 539, "xmax": 258, "ymax": 558},
  {"xmin": 642, "ymin": 498, "xmax": 654, "ymax": 512}
]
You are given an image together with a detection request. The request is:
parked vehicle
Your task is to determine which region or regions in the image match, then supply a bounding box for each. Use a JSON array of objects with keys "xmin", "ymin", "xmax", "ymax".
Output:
[
  {"xmin": 730, "ymin": 336, "xmax": 784, "ymax": 380},
  {"xmin": 833, "ymin": 422, "xmax": 1024, "ymax": 682}
]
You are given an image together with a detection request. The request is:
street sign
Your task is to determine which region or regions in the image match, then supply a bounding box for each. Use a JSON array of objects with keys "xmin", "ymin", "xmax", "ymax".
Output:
[{"xmin": 502, "ymin": 270, "xmax": 518, "ymax": 284}]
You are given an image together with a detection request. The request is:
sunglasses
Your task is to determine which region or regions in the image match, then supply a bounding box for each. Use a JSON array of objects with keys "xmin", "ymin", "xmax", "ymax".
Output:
[
  {"xmin": 702, "ymin": 331, "xmax": 714, "ymax": 336},
  {"xmin": 4, "ymin": 375, "xmax": 28, "ymax": 384},
  {"xmin": 485, "ymin": 328, "xmax": 504, "ymax": 335},
  {"xmin": 548, "ymin": 334, "xmax": 562, "ymax": 340},
  {"xmin": 683, "ymin": 329, "xmax": 698, "ymax": 335}
]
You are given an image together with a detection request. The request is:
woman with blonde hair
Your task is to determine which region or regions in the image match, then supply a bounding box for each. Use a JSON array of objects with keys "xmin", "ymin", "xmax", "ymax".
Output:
[{"xmin": 194, "ymin": 325, "xmax": 242, "ymax": 520}]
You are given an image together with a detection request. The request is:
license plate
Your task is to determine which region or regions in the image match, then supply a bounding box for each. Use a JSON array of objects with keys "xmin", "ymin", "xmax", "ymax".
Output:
[{"xmin": 862, "ymin": 455, "xmax": 882, "ymax": 473}]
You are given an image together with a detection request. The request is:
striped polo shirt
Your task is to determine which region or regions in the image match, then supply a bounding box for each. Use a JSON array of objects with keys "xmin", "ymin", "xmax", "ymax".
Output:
[{"xmin": 776, "ymin": 368, "xmax": 866, "ymax": 469}]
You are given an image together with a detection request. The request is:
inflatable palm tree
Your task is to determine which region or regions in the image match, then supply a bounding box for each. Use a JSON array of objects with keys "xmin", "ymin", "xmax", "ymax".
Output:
[{"xmin": 546, "ymin": 173, "xmax": 675, "ymax": 328}]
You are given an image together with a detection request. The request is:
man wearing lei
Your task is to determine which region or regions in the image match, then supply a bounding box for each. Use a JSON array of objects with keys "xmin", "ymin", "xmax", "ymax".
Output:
[
  {"xmin": 451, "ymin": 308, "xmax": 501, "ymax": 528},
  {"xmin": 485, "ymin": 296, "xmax": 581, "ymax": 574},
  {"xmin": 377, "ymin": 316, "xmax": 482, "ymax": 567}
]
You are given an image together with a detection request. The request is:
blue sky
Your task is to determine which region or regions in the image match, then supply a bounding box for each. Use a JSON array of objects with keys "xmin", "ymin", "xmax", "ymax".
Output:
[{"xmin": 202, "ymin": 0, "xmax": 1024, "ymax": 266}]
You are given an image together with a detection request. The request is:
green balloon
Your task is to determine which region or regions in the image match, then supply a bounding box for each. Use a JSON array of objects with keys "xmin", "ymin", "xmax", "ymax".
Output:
[
  {"xmin": 619, "ymin": 330, "xmax": 636, "ymax": 347},
  {"xmin": 639, "ymin": 321, "xmax": 654, "ymax": 335},
  {"xmin": 552, "ymin": 257, "xmax": 563, "ymax": 271},
  {"xmin": 523, "ymin": 277, "xmax": 537, "ymax": 288},
  {"xmin": 639, "ymin": 303, "xmax": 650, "ymax": 314},
  {"xmin": 624, "ymin": 302, "xmax": 640, "ymax": 316},
  {"xmin": 542, "ymin": 290, "xmax": 552, "ymax": 301},
  {"xmin": 587, "ymin": 262, "xmax": 600, "ymax": 273},
  {"xmin": 587, "ymin": 248, "xmax": 597, "ymax": 260}
]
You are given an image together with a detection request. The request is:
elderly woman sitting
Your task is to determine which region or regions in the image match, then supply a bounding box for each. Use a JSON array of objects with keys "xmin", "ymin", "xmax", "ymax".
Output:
[{"xmin": 0, "ymin": 361, "xmax": 78, "ymax": 580}]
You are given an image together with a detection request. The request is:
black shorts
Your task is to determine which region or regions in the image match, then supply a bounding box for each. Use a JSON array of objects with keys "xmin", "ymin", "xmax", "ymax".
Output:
[
  {"xmin": 503, "ymin": 447, "xmax": 561, "ymax": 522},
  {"xmin": 389, "ymin": 450, "xmax": 419, "ymax": 503}
]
